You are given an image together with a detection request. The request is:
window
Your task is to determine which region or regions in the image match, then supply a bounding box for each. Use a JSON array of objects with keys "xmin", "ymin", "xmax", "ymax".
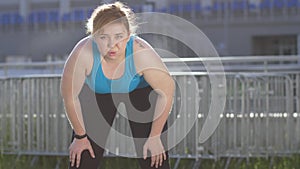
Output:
[{"xmin": 252, "ymin": 35, "xmax": 297, "ymax": 55}]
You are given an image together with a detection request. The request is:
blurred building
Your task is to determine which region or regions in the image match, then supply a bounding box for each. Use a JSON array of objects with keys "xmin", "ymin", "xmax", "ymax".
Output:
[{"xmin": 0, "ymin": 0, "xmax": 299, "ymax": 62}]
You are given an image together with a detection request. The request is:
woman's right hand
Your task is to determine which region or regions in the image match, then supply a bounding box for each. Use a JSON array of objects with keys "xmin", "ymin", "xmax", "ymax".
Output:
[{"xmin": 69, "ymin": 137, "xmax": 95, "ymax": 168}]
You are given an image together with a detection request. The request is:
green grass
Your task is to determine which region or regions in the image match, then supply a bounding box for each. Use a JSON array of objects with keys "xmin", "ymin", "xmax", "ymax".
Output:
[{"xmin": 0, "ymin": 154, "xmax": 300, "ymax": 169}]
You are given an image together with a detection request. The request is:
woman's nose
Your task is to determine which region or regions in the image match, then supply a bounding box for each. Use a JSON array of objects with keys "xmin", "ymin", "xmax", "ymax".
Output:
[{"xmin": 107, "ymin": 38, "xmax": 117, "ymax": 48}]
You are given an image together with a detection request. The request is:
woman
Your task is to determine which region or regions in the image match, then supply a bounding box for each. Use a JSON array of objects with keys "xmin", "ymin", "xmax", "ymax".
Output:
[{"xmin": 61, "ymin": 2, "xmax": 174, "ymax": 169}]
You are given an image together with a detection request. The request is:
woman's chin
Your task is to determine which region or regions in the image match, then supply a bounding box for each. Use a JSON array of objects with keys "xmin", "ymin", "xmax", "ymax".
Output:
[{"xmin": 103, "ymin": 55, "xmax": 118, "ymax": 61}]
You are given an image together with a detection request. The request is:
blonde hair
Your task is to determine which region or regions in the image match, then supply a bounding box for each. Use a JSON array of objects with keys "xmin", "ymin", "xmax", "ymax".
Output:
[{"xmin": 86, "ymin": 1, "xmax": 137, "ymax": 35}]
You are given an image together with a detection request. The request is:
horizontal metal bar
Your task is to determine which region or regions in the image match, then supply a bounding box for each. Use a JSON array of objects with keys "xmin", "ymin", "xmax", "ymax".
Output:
[
  {"xmin": 162, "ymin": 55, "xmax": 300, "ymax": 63},
  {"xmin": 0, "ymin": 56, "xmax": 299, "ymax": 68}
]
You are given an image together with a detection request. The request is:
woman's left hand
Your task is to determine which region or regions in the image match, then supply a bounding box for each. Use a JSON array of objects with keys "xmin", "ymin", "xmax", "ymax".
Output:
[{"xmin": 143, "ymin": 136, "xmax": 167, "ymax": 168}]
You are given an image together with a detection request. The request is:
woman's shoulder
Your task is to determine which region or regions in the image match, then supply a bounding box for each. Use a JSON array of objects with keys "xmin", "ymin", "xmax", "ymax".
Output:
[
  {"xmin": 65, "ymin": 36, "xmax": 94, "ymax": 73},
  {"xmin": 68, "ymin": 36, "xmax": 94, "ymax": 60},
  {"xmin": 133, "ymin": 36, "xmax": 152, "ymax": 52},
  {"xmin": 132, "ymin": 35, "xmax": 167, "ymax": 75},
  {"xmin": 73, "ymin": 36, "xmax": 93, "ymax": 53}
]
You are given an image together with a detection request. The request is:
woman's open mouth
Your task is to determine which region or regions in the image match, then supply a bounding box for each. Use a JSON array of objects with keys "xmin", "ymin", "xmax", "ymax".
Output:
[{"xmin": 108, "ymin": 51, "xmax": 116, "ymax": 56}]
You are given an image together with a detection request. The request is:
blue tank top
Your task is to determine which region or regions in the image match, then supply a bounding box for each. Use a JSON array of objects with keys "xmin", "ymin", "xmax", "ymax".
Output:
[{"xmin": 85, "ymin": 36, "xmax": 149, "ymax": 94}]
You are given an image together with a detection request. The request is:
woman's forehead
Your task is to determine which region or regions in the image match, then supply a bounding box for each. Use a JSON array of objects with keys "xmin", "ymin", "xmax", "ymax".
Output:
[{"xmin": 98, "ymin": 22, "xmax": 128, "ymax": 35}]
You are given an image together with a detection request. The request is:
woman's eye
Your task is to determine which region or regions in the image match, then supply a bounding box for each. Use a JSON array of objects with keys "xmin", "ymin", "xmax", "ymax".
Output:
[
  {"xmin": 116, "ymin": 35, "xmax": 123, "ymax": 39},
  {"xmin": 100, "ymin": 36, "xmax": 106, "ymax": 40}
]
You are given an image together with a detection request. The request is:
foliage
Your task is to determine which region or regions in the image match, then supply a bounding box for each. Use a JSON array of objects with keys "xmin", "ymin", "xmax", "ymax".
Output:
[{"xmin": 0, "ymin": 154, "xmax": 299, "ymax": 169}]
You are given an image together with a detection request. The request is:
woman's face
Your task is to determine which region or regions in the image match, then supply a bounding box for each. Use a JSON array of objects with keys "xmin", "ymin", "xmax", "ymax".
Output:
[{"xmin": 93, "ymin": 22, "xmax": 130, "ymax": 61}]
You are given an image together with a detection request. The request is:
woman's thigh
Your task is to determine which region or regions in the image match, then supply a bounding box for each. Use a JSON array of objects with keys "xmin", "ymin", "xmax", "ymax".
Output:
[{"xmin": 126, "ymin": 86, "xmax": 170, "ymax": 169}]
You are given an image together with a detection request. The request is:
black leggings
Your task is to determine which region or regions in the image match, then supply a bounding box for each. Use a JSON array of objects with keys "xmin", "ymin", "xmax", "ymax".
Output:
[{"xmin": 69, "ymin": 85, "xmax": 170, "ymax": 169}]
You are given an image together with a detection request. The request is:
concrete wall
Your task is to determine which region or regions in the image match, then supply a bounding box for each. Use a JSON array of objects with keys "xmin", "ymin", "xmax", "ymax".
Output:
[
  {"xmin": 200, "ymin": 22, "xmax": 300, "ymax": 56},
  {"xmin": 0, "ymin": 20, "xmax": 299, "ymax": 61},
  {"xmin": 0, "ymin": 0, "xmax": 299, "ymax": 61},
  {"xmin": 0, "ymin": 26, "xmax": 86, "ymax": 61}
]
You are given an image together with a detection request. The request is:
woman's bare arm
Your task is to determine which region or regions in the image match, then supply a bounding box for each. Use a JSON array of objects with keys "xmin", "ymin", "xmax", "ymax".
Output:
[
  {"xmin": 61, "ymin": 37, "xmax": 93, "ymax": 136},
  {"xmin": 134, "ymin": 37, "xmax": 175, "ymax": 136},
  {"xmin": 134, "ymin": 37, "xmax": 175, "ymax": 168}
]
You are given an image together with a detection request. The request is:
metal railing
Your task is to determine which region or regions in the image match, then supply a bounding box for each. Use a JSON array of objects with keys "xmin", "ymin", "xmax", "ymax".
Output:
[
  {"xmin": 163, "ymin": 55, "xmax": 300, "ymax": 72},
  {"xmin": 0, "ymin": 76, "xmax": 69, "ymax": 156},
  {"xmin": 0, "ymin": 72, "xmax": 299, "ymax": 160},
  {"xmin": 0, "ymin": 61, "xmax": 65, "ymax": 77}
]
